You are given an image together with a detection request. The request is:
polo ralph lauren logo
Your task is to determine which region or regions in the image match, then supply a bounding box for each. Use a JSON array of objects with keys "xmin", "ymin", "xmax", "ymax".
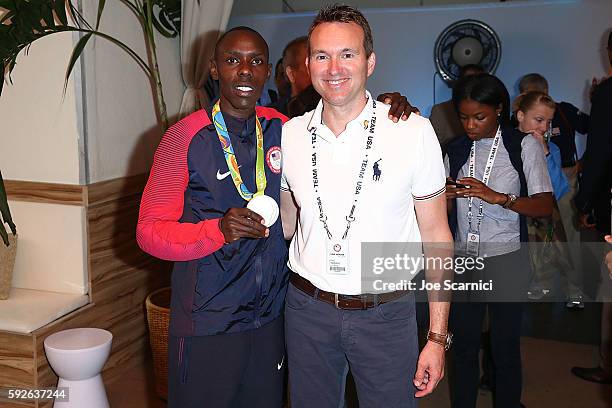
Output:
[{"xmin": 373, "ymin": 159, "xmax": 382, "ymax": 181}]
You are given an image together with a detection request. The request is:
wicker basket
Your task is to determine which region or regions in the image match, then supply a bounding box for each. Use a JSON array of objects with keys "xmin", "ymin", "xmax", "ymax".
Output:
[
  {"xmin": 146, "ymin": 287, "xmax": 171, "ymax": 400},
  {"xmin": 0, "ymin": 233, "xmax": 17, "ymax": 300}
]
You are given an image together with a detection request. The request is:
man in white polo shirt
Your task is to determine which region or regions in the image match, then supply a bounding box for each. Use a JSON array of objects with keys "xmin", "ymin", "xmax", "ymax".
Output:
[{"xmin": 280, "ymin": 5, "xmax": 453, "ymax": 407}]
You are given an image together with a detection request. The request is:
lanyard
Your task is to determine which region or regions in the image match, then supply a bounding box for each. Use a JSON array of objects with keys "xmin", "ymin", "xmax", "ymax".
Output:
[
  {"xmin": 211, "ymin": 99, "xmax": 267, "ymax": 201},
  {"xmin": 467, "ymin": 127, "xmax": 502, "ymax": 233},
  {"xmin": 310, "ymin": 100, "xmax": 377, "ymax": 240}
]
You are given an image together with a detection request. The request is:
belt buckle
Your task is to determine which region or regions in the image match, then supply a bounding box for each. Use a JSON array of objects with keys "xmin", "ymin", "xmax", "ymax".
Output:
[{"xmin": 334, "ymin": 293, "xmax": 340, "ymax": 309}]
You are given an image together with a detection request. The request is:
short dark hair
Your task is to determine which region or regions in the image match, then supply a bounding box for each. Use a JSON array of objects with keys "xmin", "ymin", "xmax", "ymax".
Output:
[
  {"xmin": 518, "ymin": 73, "xmax": 548, "ymax": 94},
  {"xmin": 308, "ymin": 4, "xmax": 374, "ymax": 57},
  {"xmin": 608, "ymin": 30, "xmax": 612, "ymax": 49},
  {"xmin": 459, "ymin": 64, "xmax": 485, "ymax": 78},
  {"xmin": 214, "ymin": 26, "xmax": 269, "ymax": 61},
  {"xmin": 282, "ymin": 36, "xmax": 308, "ymax": 68},
  {"xmin": 452, "ymin": 73, "xmax": 511, "ymax": 128}
]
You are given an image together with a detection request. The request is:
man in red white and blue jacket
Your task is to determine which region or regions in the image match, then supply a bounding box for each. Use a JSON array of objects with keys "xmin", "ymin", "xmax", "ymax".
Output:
[{"xmin": 137, "ymin": 27, "xmax": 288, "ymax": 408}]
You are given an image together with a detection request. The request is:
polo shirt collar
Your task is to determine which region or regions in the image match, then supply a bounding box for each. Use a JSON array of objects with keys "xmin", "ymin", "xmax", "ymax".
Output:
[{"xmin": 307, "ymin": 90, "xmax": 374, "ymax": 141}]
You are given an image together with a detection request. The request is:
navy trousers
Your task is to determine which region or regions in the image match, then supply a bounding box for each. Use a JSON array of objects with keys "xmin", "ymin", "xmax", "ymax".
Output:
[
  {"xmin": 167, "ymin": 316, "xmax": 285, "ymax": 408},
  {"xmin": 285, "ymin": 282, "xmax": 419, "ymax": 408},
  {"xmin": 450, "ymin": 250, "xmax": 527, "ymax": 408}
]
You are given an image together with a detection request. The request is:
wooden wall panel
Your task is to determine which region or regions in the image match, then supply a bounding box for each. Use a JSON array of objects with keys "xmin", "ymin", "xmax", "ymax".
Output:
[
  {"xmin": 0, "ymin": 174, "xmax": 170, "ymax": 400},
  {"xmin": 4, "ymin": 180, "xmax": 84, "ymax": 206},
  {"xmin": 0, "ymin": 399, "xmax": 34, "ymax": 407},
  {"xmin": 0, "ymin": 333, "xmax": 35, "ymax": 389},
  {"xmin": 87, "ymin": 174, "xmax": 148, "ymax": 207}
]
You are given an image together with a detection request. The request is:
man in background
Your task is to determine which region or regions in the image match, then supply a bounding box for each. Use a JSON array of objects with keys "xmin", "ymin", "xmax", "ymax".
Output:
[
  {"xmin": 429, "ymin": 64, "xmax": 484, "ymax": 147},
  {"xmin": 269, "ymin": 57, "xmax": 291, "ymax": 115},
  {"xmin": 571, "ymin": 30, "xmax": 612, "ymax": 384}
]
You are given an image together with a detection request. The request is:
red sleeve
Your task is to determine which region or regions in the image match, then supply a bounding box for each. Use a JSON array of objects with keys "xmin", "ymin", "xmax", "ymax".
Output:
[
  {"xmin": 136, "ymin": 110, "xmax": 225, "ymax": 261},
  {"xmin": 256, "ymin": 106, "xmax": 289, "ymax": 124}
]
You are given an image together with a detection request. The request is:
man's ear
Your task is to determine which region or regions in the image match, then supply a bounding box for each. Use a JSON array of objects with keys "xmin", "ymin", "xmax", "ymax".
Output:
[
  {"xmin": 210, "ymin": 59, "xmax": 219, "ymax": 81},
  {"xmin": 367, "ymin": 52, "xmax": 376, "ymax": 77},
  {"xmin": 285, "ymin": 66, "xmax": 296, "ymax": 85},
  {"xmin": 266, "ymin": 62, "xmax": 272, "ymax": 80}
]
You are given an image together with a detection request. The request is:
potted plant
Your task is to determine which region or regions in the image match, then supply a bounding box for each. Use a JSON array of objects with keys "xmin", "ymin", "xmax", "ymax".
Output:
[
  {"xmin": 0, "ymin": 171, "xmax": 17, "ymax": 299},
  {"xmin": 0, "ymin": 0, "xmax": 182, "ymax": 130}
]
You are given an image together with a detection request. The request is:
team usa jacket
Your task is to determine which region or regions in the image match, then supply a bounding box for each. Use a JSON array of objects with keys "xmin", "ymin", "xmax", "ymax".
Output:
[{"xmin": 137, "ymin": 104, "xmax": 289, "ymax": 337}]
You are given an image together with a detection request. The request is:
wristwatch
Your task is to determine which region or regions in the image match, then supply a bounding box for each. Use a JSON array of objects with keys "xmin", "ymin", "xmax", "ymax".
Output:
[
  {"xmin": 427, "ymin": 330, "xmax": 453, "ymax": 351},
  {"xmin": 502, "ymin": 193, "xmax": 518, "ymax": 209}
]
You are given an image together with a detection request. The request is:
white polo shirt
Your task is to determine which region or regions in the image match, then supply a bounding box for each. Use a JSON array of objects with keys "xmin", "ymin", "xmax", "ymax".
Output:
[{"xmin": 281, "ymin": 91, "xmax": 446, "ymax": 294}]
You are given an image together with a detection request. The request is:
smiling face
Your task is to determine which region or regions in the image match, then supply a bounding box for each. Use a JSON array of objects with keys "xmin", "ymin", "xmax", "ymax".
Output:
[
  {"xmin": 517, "ymin": 102, "xmax": 555, "ymax": 138},
  {"xmin": 210, "ymin": 29, "xmax": 271, "ymax": 118},
  {"xmin": 306, "ymin": 22, "xmax": 375, "ymax": 110},
  {"xmin": 457, "ymin": 99, "xmax": 501, "ymax": 141}
]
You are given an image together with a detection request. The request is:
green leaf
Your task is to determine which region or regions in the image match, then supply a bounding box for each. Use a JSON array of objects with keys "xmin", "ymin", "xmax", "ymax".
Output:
[
  {"xmin": 53, "ymin": 0, "xmax": 68, "ymax": 26},
  {"xmin": 63, "ymin": 31, "xmax": 92, "ymax": 95},
  {"xmin": 40, "ymin": 3, "xmax": 55, "ymax": 28},
  {"xmin": 95, "ymin": 0, "xmax": 106, "ymax": 29},
  {"xmin": 0, "ymin": 223, "xmax": 8, "ymax": 246},
  {"xmin": 0, "ymin": 171, "xmax": 16, "ymax": 247}
]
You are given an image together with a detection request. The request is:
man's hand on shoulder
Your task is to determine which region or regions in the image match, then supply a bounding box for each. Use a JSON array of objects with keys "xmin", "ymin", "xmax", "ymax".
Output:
[
  {"xmin": 413, "ymin": 340, "xmax": 445, "ymax": 398},
  {"xmin": 376, "ymin": 92, "xmax": 420, "ymax": 123},
  {"xmin": 219, "ymin": 208, "xmax": 268, "ymax": 243}
]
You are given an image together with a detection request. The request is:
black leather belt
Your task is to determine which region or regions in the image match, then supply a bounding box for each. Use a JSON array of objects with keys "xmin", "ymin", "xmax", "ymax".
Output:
[{"xmin": 289, "ymin": 272, "xmax": 408, "ymax": 310}]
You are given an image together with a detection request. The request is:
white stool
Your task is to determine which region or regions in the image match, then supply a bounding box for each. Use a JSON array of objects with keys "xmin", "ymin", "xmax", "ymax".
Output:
[{"xmin": 44, "ymin": 328, "xmax": 113, "ymax": 408}]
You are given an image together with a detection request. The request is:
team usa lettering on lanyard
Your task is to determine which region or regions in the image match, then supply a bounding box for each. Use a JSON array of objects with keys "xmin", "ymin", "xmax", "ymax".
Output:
[
  {"xmin": 310, "ymin": 100, "xmax": 377, "ymax": 275},
  {"xmin": 466, "ymin": 127, "xmax": 502, "ymax": 257}
]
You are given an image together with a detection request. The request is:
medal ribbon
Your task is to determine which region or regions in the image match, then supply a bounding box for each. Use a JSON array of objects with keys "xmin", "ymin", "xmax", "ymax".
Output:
[{"xmin": 211, "ymin": 99, "xmax": 267, "ymax": 201}]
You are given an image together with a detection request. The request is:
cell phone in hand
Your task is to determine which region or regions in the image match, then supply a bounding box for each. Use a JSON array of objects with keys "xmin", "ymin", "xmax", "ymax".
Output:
[{"xmin": 446, "ymin": 179, "xmax": 470, "ymax": 189}]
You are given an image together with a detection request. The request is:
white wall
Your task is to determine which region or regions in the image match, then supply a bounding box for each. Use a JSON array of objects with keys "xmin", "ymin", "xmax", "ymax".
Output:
[
  {"xmin": 0, "ymin": 21, "xmax": 87, "ymax": 294},
  {"xmin": 0, "ymin": 2, "xmax": 185, "ymax": 185},
  {"xmin": 0, "ymin": 32, "xmax": 82, "ymax": 184},
  {"xmin": 230, "ymin": 0, "xmax": 612, "ymax": 118},
  {"xmin": 81, "ymin": 0, "xmax": 184, "ymax": 183},
  {"xmin": 231, "ymin": 0, "xmax": 531, "ymax": 16},
  {"xmin": 9, "ymin": 201, "xmax": 87, "ymax": 295},
  {"xmin": 0, "ymin": 2, "xmax": 184, "ymax": 294}
]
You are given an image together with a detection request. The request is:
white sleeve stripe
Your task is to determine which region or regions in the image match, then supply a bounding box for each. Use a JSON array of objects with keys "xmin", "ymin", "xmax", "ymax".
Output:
[{"xmin": 413, "ymin": 186, "xmax": 446, "ymax": 201}]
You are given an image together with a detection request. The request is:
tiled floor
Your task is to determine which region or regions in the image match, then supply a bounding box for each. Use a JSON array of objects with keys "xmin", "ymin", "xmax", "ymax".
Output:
[{"xmin": 106, "ymin": 336, "xmax": 612, "ymax": 407}]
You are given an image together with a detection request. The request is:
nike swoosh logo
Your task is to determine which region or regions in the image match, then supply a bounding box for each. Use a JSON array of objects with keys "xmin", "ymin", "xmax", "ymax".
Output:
[
  {"xmin": 277, "ymin": 355, "xmax": 285, "ymax": 370},
  {"xmin": 216, "ymin": 166, "xmax": 240, "ymax": 181}
]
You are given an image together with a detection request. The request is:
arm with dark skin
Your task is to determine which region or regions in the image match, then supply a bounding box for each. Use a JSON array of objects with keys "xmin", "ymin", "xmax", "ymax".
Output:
[
  {"xmin": 377, "ymin": 92, "xmax": 420, "ymax": 122},
  {"xmin": 446, "ymin": 177, "xmax": 553, "ymax": 218},
  {"xmin": 219, "ymin": 208, "xmax": 269, "ymax": 243}
]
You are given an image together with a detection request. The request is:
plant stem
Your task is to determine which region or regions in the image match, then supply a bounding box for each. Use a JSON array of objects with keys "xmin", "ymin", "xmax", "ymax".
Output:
[{"xmin": 142, "ymin": 0, "xmax": 168, "ymax": 130}]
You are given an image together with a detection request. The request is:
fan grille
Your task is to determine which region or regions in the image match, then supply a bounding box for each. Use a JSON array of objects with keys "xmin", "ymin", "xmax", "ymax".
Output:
[{"xmin": 434, "ymin": 19, "xmax": 501, "ymax": 83}]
